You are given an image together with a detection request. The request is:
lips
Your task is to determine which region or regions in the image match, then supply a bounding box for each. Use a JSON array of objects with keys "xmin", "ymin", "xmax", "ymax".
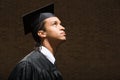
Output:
[{"xmin": 61, "ymin": 32, "xmax": 66, "ymax": 36}]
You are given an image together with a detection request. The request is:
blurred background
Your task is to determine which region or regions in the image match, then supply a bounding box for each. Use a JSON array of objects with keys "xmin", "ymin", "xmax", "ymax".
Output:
[{"xmin": 0, "ymin": 0, "xmax": 120, "ymax": 80}]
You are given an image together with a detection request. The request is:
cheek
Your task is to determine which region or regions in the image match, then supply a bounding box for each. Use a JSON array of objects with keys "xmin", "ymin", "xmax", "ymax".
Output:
[{"xmin": 46, "ymin": 28, "xmax": 60, "ymax": 37}]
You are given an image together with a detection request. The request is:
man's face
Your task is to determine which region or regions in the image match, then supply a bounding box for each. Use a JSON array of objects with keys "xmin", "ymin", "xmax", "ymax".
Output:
[{"xmin": 43, "ymin": 17, "xmax": 66, "ymax": 42}]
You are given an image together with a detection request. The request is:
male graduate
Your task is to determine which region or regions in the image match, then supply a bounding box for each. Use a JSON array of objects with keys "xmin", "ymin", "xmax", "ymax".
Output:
[{"xmin": 8, "ymin": 3, "xmax": 66, "ymax": 80}]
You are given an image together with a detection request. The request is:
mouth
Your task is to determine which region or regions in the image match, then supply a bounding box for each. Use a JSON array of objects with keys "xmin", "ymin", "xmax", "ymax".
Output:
[{"xmin": 61, "ymin": 31, "xmax": 66, "ymax": 35}]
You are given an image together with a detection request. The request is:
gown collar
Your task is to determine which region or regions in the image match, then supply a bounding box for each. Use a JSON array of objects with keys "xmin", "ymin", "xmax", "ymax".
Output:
[{"xmin": 39, "ymin": 46, "xmax": 55, "ymax": 64}]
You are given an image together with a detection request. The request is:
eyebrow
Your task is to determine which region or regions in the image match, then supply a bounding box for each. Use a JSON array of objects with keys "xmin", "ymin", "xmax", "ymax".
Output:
[{"xmin": 52, "ymin": 20, "xmax": 61, "ymax": 24}]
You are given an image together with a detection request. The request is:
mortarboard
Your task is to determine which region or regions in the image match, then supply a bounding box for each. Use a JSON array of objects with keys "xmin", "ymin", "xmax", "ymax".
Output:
[
  {"xmin": 22, "ymin": 3, "xmax": 55, "ymax": 42},
  {"xmin": 23, "ymin": 3, "xmax": 55, "ymax": 35}
]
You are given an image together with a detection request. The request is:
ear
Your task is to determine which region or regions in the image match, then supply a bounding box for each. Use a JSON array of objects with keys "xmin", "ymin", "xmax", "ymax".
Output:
[{"xmin": 37, "ymin": 30, "xmax": 46, "ymax": 38}]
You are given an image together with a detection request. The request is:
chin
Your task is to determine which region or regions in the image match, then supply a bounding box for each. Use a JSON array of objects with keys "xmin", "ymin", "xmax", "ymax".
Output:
[
  {"xmin": 60, "ymin": 37, "xmax": 66, "ymax": 41},
  {"xmin": 60, "ymin": 39, "xmax": 66, "ymax": 43},
  {"xmin": 53, "ymin": 36, "xmax": 66, "ymax": 43}
]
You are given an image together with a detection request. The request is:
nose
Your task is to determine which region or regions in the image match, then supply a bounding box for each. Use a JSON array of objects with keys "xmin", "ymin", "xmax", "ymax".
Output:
[{"xmin": 59, "ymin": 24, "xmax": 65, "ymax": 30}]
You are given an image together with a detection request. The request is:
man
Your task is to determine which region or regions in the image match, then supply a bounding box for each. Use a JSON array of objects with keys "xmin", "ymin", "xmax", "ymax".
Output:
[{"xmin": 8, "ymin": 3, "xmax": 66, "ymax": 80}]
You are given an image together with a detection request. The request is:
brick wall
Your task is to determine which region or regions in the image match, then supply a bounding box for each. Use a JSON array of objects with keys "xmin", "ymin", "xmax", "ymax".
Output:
[{"xmin": 0, "ymin": 0, "xmax": 120, "ymax": 80}]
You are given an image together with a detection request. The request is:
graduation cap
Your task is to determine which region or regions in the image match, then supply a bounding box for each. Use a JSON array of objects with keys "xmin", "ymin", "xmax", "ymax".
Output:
[
  {"xmin": 23, "ymin": 3, "xmax": 55, "ymax": 35},
  {"xmin": 22, "ymin": 3, "xmax": 55, "ymax": 43}
]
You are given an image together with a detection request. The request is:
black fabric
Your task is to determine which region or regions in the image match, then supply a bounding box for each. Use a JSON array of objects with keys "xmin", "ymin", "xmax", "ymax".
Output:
[
  {"xmin": 38, "ymin": 13, "xmax": 55, "ymax": 25},
  {"xmin": 23, "ymin": 3, "xmax": 54, "ymax": 35},
  {"xmin": 22, "ymin": 3, "xmax": 54, "ymax": 43},
  {"xmin": 8, "ymin": 50, "xmax": 63, "ymax": 80}
]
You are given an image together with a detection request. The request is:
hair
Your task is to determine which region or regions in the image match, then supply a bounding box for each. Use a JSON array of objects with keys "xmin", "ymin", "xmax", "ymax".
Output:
[{"xmin": 32, "ymin": 20, "xmax": 46, "ymax": 48}]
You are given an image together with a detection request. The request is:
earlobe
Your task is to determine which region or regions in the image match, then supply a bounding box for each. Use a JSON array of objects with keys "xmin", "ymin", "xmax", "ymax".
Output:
[{"xmin": 38, "ymin": 30, "xmax": 46, "ymax": 38}]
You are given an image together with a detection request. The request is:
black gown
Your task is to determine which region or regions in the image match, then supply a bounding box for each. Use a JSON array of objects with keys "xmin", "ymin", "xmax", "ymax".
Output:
[{"xmin": 8, "ymin": 49, "xmax": 63, "ymax": 80}]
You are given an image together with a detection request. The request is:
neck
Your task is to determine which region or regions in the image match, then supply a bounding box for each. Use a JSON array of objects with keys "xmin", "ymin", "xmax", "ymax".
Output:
[{"xmin": 42, "ymin": 39, "xmax": 60, "ymax": 55}]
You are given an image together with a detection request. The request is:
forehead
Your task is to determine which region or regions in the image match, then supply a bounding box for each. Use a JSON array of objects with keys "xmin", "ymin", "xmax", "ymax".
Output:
[{"xmin": 44, "ymin": 17, "xmax": 61, "ymax": 23}]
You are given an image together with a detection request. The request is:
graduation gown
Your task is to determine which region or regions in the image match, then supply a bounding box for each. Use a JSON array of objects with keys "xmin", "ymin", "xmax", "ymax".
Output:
[{"xmin": 8, "ymin": 50, "xmax": 63, "ymax": 80}]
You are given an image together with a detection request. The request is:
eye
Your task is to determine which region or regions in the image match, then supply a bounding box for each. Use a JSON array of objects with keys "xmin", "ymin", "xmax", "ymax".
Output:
[{"xmin": 52, "ymin": 21, "xmax": 58, "ymax": 26}]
